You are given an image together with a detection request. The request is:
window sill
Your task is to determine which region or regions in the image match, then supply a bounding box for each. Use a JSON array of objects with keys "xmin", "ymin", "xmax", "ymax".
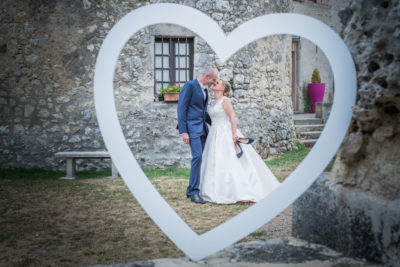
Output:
[{"xmin": 154, "ymin": 97, "xmax": 179, "ymax": 103}]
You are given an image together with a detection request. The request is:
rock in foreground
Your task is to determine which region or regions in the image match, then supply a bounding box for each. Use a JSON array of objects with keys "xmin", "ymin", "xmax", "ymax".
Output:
[{"xmin": 91, "ymin": 237, "xmax": 378, "ymax": 267}]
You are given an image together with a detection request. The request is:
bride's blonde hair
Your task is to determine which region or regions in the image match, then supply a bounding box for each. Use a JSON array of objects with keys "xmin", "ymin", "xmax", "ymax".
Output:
[{"xmin": 222, "ymin": 80, "xmax": 231, "ymax": 97}]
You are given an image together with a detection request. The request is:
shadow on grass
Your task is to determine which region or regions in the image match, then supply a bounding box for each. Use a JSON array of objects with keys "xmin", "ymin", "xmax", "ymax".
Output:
[
  {"xmin": 0, "ymin": 168, "xmax": 111, "ymax": 180},
  {"xmin": 0, "ymin": 167, "xmax": 191, "ymax": 181}
]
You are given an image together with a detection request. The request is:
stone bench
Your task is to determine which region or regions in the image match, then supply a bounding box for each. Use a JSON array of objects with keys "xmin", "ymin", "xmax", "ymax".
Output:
[{"xmin": 55, "ymin": 151, "xmax": 118, "ymax": 179}]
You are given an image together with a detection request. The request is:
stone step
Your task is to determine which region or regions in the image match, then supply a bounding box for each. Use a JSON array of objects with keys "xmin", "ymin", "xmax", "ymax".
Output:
[
  {"xmin": 294, "ymin": 114, "xmax": 324, "ymax": 149},
  {"xmin": 298, "ymin": 131, "xmax": 322, "ymax": 139},
  {"xmin": 295, "ymin": 124, "xmax": 325, "ymax": 132},
  {"xmin": 300, "ymin": 139, "xmax": 318, "ymax": 147},
  {"xmin": 294, "ymin": 118, "xmax": 323, "ymax": 125}
]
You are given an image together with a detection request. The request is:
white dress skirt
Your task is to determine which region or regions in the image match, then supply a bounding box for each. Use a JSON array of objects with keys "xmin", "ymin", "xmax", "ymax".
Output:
[{"xmin": 199, "ymin": 96, "xmax": 280, "ymax": 204}]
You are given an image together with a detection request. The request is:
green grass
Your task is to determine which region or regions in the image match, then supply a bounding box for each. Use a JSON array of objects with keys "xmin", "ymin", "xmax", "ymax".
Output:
[
  {"xmin": 0, "ymin": 144, "xmax": 315, "ymax": 266},
  {"xmin": 250, "ymin": 231, "xmax": 266, "ymax": 237},
  {"xmin": 266, "ymin": 142, "xmax": 310, "ymax": 167},
  {"xmin": 265, "ymin": 142, "xmax": 336, "ymax": 173},
  {"xmin": 143, "ymin": 167, "xmax": 190, "ymax": 180},
  {"xmin": 0, "ymin": 168, "xmax": 64, "ymax": 180},
  {"xmin": 263, "ymin": 142, "xmax": 312, "ymax": 182},
  {"xmin": 0, "ymin": 143, "xmax": 311, "ymax": 181},
  {"xmin": 324, "ymin": 155, "xmax": 337, "ymax": 172}
]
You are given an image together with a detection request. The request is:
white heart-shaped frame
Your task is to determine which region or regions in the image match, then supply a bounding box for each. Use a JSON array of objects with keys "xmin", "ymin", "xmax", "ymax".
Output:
[{"xmin": 94, "ymin": 3, "xmax": 356, "ymax": 261}]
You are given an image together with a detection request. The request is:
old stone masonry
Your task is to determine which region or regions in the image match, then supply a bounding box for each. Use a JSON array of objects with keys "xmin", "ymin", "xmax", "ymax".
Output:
[{"xmin": 0, "ymin": 0, "xmax": 296, "ymax": 170}]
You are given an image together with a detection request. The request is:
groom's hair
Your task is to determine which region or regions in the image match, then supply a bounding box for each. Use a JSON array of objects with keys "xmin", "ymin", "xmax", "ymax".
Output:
[{"xmin": 202, "ymin": 67, "xmax": 217, "ymax": 77}]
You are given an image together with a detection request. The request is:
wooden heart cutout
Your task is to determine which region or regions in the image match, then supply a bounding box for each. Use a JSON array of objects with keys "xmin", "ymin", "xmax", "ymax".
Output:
[{"xmin": 94, "ymin": 3, "xmax": 356, "ymax": 260}]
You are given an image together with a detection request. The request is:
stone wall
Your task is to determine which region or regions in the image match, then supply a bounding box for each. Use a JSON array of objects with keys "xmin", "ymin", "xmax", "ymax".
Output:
[
  {"xmin": 0, "ymin": 0, "xmax": 295, "ymax": 170},
  {"xmin": 293, "ymin": 1, "xmax": 400, "ymax": 265}
]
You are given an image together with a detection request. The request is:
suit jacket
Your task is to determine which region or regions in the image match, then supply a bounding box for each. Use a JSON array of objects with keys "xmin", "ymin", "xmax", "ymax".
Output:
[{"xmin": 177, "ymin": 79, "xmax": 212, "ymax": 138}]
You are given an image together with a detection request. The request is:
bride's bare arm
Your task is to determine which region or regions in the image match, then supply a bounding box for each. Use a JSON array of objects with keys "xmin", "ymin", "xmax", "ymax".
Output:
[{"xmin": 222, "ymin": 99, "xmax": 239, "ymax": 143}]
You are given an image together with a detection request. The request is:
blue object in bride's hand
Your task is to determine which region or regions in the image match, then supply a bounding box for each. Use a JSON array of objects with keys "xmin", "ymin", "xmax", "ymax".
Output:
[
  {"xmin": 235, "ymin": 142, "xmax": 243, "ymax": 158},
  {"xmin": 238, "ymin": 137, "xmax": 254, "ymax": 145}
]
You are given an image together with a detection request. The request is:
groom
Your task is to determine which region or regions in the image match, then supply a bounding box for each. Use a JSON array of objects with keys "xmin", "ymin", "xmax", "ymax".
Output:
[{"xmin": 177, "ymin": 67, "xmax": 218, "ymax": 204}]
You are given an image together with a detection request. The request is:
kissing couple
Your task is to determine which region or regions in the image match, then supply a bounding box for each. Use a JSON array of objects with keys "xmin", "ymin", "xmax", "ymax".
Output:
[{"xmin": 177, "ymin": 67, "xmax": 280, "ymax": 204}]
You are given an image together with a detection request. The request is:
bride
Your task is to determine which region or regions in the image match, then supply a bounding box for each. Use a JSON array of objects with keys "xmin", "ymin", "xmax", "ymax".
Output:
[{"xmin": 199, "ymin": 80, "xmax": 280, "ymax": 204}]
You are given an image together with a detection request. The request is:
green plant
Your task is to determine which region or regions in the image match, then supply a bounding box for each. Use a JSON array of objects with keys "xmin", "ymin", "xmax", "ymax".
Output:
[
  {"xmin": 311, "ymin": 68, "xmax": 321, "ymax": 83},
  {"xmin": 229, "ymin": 77, "xmax": 235, "ymax": 90},
  {"xmin": 302, "ymin": 82, "xmax": 311, "ymax": 113},
  {"xmin": 250, "ymin": 231, "xmax": 266, "ymax": 237},
  {"xmin": 159, "ymin": 83, "xmax": 182, "ymax": 95},
  {"xmin": 324, "ymin": 155, "xmax": 337, "ymax": 172}
]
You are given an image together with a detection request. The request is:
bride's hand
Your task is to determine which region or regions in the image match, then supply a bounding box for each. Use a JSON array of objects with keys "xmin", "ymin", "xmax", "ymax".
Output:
[{"xmin": 232, "ymin": 134, "xmax": 239, "ymax": 143}]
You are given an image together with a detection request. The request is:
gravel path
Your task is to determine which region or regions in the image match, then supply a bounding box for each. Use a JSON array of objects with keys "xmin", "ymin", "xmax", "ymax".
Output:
[{"xmin": 255, "ymin": 205, "xmax": 293, "ymax": 239}]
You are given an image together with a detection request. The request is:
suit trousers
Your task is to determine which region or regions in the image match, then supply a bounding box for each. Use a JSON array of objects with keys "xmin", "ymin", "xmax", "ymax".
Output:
[{"xmin": 187, "ymin": 134, "xmax": 207, "ymax": 195}]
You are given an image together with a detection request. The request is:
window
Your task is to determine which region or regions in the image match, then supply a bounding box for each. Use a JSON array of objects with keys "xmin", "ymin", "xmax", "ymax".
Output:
[{"xmin": 154, "ymin": 37, "xmax": 194, "ymax": 95}]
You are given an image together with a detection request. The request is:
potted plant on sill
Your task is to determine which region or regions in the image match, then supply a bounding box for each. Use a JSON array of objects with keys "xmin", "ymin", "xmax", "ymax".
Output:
[
  {"xmin": 159, "ymin": 83, "xmax": 182, "ymax": 102},
  {"xmin": 308, "ymin": 68, "xmax": 325, "ymax": 113}
]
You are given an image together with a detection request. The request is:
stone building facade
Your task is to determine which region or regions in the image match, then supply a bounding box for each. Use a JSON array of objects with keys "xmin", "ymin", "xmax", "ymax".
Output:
[
  {"xmin": 0, "ymin": 0, "xmax": 296, "ymax": 170},
  {"xmin": 291, "ymin": 0, "xmax": 349, "ymax": 112}
]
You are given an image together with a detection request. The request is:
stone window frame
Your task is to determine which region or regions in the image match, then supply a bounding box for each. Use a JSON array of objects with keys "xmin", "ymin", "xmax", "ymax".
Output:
[{"xmin": 154, "ymin": 37, "xmax": 194, "ymax": 96}]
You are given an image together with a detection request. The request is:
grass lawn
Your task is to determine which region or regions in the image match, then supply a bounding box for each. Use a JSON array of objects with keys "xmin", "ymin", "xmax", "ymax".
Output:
[{"xmin": 0, "ymin": 143, "xmax": 313, "ymax": 266}]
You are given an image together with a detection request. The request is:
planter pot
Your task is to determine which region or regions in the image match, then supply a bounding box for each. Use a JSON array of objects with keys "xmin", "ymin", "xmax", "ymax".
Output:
[
  {"xmin": 308, "ymin": 83, "xmax": 325, "ymax": 113},
  {"xmin": 163, "ymin": 92, "xmax": 179, "ymax": 102}
]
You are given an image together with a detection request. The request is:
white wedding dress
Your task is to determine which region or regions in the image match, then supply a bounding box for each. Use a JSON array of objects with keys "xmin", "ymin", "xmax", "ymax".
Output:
[{"xmin": 199, "ymin": 96, "xmax": 280, "ymax": 204}]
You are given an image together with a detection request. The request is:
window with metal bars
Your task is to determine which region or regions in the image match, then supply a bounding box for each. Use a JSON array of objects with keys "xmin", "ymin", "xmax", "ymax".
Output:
[{"xmin": 154, "ymin": 37, "xmax": 194, "ymax": 96}]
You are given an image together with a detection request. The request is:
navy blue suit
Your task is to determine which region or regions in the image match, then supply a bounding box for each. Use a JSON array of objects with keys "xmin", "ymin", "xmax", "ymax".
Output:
[{"xmin": 177, "ymin": 79, "xmax": 211, "ymax": 195}]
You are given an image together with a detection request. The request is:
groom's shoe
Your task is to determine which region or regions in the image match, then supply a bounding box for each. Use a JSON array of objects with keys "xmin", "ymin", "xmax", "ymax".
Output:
[
  {"xmin": 190, "ymin": 193, "xmax": 206, "ymax": 204},
  {"xmin": 186, "ymin": 193, "xmax": 190, "ymax": 198}
]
